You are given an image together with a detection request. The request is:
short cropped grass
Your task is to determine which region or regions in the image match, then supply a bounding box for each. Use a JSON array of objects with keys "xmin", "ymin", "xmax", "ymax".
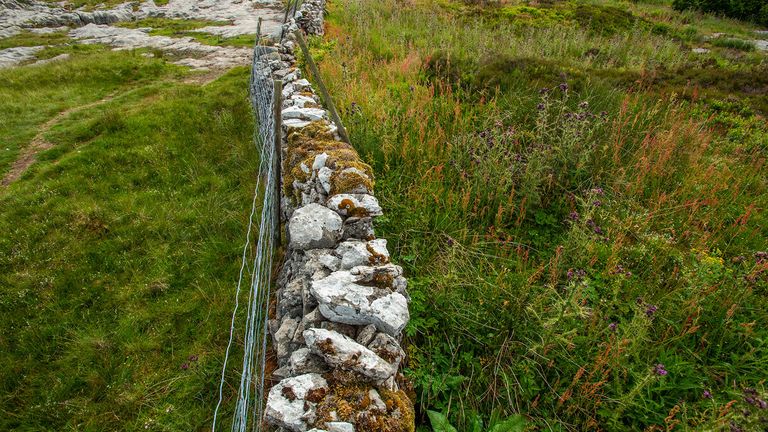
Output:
[
  {"xmin": 0, "ymin": 46, "xmax": 185, "ymax": 177},
  {"xmin": 0, "ymin": 60, "xmax": 259, "ymax": 430}
]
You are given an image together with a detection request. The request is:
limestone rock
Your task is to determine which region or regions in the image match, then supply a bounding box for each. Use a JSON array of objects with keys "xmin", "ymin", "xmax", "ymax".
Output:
[
  {"xmin": 265, "ymin": 373, "xmax": 329, "ymax": 432},
  {"xmin": 290, "ymin": 348, "xmax": 330, "ymax": 375},
  {"xmin": 283, "ymin": 106, "xmax": 327, "ymax": 121},
  {"xmin": 335, "ymin": 239, "xmax": 390, "ymax": 270},
  {"xmin": 325, "ymin": 422, "xmax": 355, "ymax": 432},
  {"xmin": 368, "ymin": 332, "xmax": 405, "ymax": 369},
  {"xmin": 288, "ymin": 203, "xmax": 343, "ymax": 250},
  {"xmin": 310, "ymin": 270, "xmax": 409, "ymax": 336},
  {"xmin": 303, "ymin": 328, "xmax": 397, "ymax": 381},
  {"xmin": 356, "ymin": 324, "xmax": 378, "ymax": 346},
  {"xmin": 326, "ymin": 194, "xmax": 383, "ymax": 217}
]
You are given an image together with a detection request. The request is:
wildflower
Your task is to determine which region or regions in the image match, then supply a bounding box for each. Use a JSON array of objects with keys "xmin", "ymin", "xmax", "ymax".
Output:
[
  {"xmin": 654, "ymin": 363, "xmax": 668, "ymax": 376},
  {"xmin": 609, "ymin": 322, "xmax": 618, "ymax": 332},
  {"xmin": 758, "ymin": 399, "xmax": 767, "ymax": 409},
  {"xmin": 576, "ymin": 269, "xmax": 586, "ymax": 279},
  {"xmin": 181, "ymin": 363, "xmax": 189, "ymax": 370},
  {"xmin": 729, "ymin": 421, "xmax": 743, "ymax": 432},
  {"xmin": 567, "ymin": 269, "xmax": 574, "ymax": 280},
  {"xmin": 539, "ymin": 87, "xmax": 550, "ymax": 94},
  {"xmin": 703, "ymin": 390, "xmax": 713, "ymax": 399},
  {"xmin": 579, "ymin": 101, "xmax": 589, "ymax": 109},
  {"xmin": 600, "ymin": 111, "xmax": 608, "ymax": 117},
  {"xmin": 559, "ymin": 82, "xmax": 569, "ymax": 92},
  {"xmin": 537, "ymin": 103, "xmax": 545, "ymax": 111},
  {"xmin": 756, "ymin": 251, "xmax": 767, "ymax": 263},
  {"xmin": 188, "ymin": 354, "xmax": 199, "ymax": 362},
  {"xmin": 569, "ymin": 211, "xmax": 580, "ymax": 221},
  {"xmin": 646, "ymin": 304, "xmax": 658, "ymax": 317},
  {"xmin": 593, "ymin": 200, "xmax": 602, "ymax": 207},
  {"xmin": 636, "ymin": 297, "xmax": 644, "ymax": 305},
  {"xmin": 446, "ymin": 237, "xmax": 454, "ymax": 247},
  {"xmin": 591, "ymin": 187, "xmax": 604, "ymax": 195}
]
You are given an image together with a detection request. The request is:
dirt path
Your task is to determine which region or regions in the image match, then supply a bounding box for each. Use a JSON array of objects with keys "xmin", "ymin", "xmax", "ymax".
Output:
[{"xmin": 1, "ymin": 94, "xmax": 115, "ymax": 187}]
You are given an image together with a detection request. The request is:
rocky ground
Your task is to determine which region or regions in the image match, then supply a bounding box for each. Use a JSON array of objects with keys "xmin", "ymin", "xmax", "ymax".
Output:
[{"xmin": 0, "ymin": 0, "xmax": 285, "ymax": 69}]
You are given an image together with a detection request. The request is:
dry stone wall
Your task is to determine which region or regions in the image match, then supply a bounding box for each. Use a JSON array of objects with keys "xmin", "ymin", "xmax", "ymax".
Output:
[{"xmin": 258, "ymin": 1, "xmax": 415, "ymax": 431}]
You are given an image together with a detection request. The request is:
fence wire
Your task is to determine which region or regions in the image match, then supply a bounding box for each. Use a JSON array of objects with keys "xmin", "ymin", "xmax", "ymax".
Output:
[{"xmin": 212, "ymin": 41, "xmax": 279, "ymax": 432}]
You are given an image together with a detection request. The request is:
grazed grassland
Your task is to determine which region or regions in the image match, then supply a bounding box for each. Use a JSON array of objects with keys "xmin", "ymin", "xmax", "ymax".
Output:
[{"xmin": 0, "ymin": 49, "xmax": 257, "ymax": 430}]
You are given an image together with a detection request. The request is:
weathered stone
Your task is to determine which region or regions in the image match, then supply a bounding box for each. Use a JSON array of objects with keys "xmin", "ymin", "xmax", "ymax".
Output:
[
  {"xmin": 368, "ymin": 332, "xmax": 405, "ymax": 369},
  {"xmin": 310, "ymin": 270, "xmax": 409, "ymax": 336},
  {"xmin": 265, "ymin": 373, "xmax": 329, "ymax": 432},
  {"xmin": 356, "ymin": 324, "xmax": 377, "ymax": 346},
  {"xmin": 303, "ymin": 328, "xmax": 397, "ymax": 381},
  {"xmin": 326, "ymin": 194, "xmax": 383, "ymax": 217},
  {"xmin": 335, "ymin": 239, "xmax": 389, "ymax": 270},
  {"xmin": 325, "ymin": 422, "xmax": 355, "ymax": 432},
  {"xmin": 342, "ymin": 217, "xmax": 375, "ymax": 241},
  {"xmin": 283, "ymin": 106, "xmax": 327, "ymax": 121},
  {"xmin": 288, "ymin": 203, "xmax": 343, "ymax": 250},
  {"xmin": 368, "ymin": 389, "xmax": 387, "ymax": 412},
  {"xmin": 290, "ymin": 348, "xmax": 330, "ymax": 375}
]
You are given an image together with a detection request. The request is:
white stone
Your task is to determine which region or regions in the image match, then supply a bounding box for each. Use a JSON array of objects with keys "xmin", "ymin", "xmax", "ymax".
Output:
[
  {"xmin": 335, "ymin": 239, "xmax": 389, "ymax": 270},
  {"xmin": 265, "ymin": 373, "xmax": 329, "ymax": 432},
  {"xmin": 368, "ymin": 389, "xmax": 387, "ymax": 411},
  {"xmin": 313, "ymin": 153, "xmax": 329, "ymax": 170},
  {"xmin": 310, "ymin": 271, "xmax": 409, "ymax": 336},
  {"xmin": 317, "ymin": 167, "xmax": 333, "ymax": 194},
  {"xmin": 284, "ymin": 118, "xmax": 313, "ymax": 129},
  {"xmin": 283, "ymin": 106, "xmax": 327, "ymax": 121},
  {"xmin": 288, "ymin": 203, "xmax": 343, "ymax": 250},
  {"xmin": 326, "ymin": 194, "xmax": 383, "ymax": 217},
  {"xmin": 325, "ymin": 422, "xmax": 355, "ymax": 432},
  {"xmin": 303, "ymin": 328, "xmax": 397, "ymax": 381}
]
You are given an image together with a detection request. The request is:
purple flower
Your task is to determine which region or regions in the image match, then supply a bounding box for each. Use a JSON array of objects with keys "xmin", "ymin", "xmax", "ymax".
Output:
[
  {"xmin": 567, "ymin": 269, "xmax": 574, "ymax": 280},
  {"xmin": 559, "ymin": 82, "xmax": 569, "ymax": 92},
  {"xmin": 569, "ymin": 211, "xmax": 580, "ymax": 221},
  {"xmin": 579, "ymin": 101, "xmax": 589, "ymax": 109},
  {"xmin": 181, "ymin": 363, "xmax": 189, "ymax": 370},
  {"xmin": 756, "ymin": 251, "xmax": 767, "ymax": 263},
  {"xmin": 646, "ymin": 304, "xmax": 658, "ymax": 317},
  {"xmin": 537, "ymin": 103, "xmax": 545, "ymax": 111},
  {"xmin": 636, "ymin": 297, "xmax": 644, "ymax": 305},
  {"xmin": 591, "ymin": 187, "xmax": 604, "ymax": 195},
  {"xmin": 189, "ymin": 354, "xmax": 199, "ymax": 362},
  {"xmin": 757, "ymin": 399, "xmax": 767, "ymax": 409},
  {"xmin": 703, "ymin": 390, "xmax": 713, "ymax": 399},
  {"xmin": 539, "ymin": 87, "xmax": 550, "ymax": 94},
  {"xmin": 609, "ymin": 322, "xmax": 618, "ymax": 332},
  {"xmin": 593, "ymin": 200, "xmax": 602, "ymax": 207},
  {"xmin": 654, "ymin": 363, "xmax": 668, "ymax": 376}
]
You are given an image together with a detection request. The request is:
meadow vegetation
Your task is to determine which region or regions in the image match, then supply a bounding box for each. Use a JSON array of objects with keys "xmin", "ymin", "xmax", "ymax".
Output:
[{"xmin": 313, "ymin": 0, "xmax": 768, "ymax": 430}]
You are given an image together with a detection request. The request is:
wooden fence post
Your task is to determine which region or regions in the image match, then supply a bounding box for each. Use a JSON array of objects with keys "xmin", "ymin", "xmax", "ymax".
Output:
[
  {"xmin": 273, "ymin": 79, "xmax": 283, "ymax": 245},
  {"xmin": 293, "ymin": 30, "xmax": 351, "ymax": 144}
]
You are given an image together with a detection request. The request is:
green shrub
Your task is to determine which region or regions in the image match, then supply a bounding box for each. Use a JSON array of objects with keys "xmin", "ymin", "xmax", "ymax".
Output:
[{"xmin": 672, "ymin": 0, "xmax": 768, "ymax": 26}]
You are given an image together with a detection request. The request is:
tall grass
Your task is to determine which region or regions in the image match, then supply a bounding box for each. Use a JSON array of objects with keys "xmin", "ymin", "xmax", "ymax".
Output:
[{"xmin": 318, "ymin": 0, "xmax": 768, "ymax": 430}]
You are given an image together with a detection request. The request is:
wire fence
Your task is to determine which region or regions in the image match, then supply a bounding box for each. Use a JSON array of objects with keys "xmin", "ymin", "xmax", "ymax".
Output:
[{"xmin": 211, "ymin": 37, "xmax": 280, "ymax": 432}]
